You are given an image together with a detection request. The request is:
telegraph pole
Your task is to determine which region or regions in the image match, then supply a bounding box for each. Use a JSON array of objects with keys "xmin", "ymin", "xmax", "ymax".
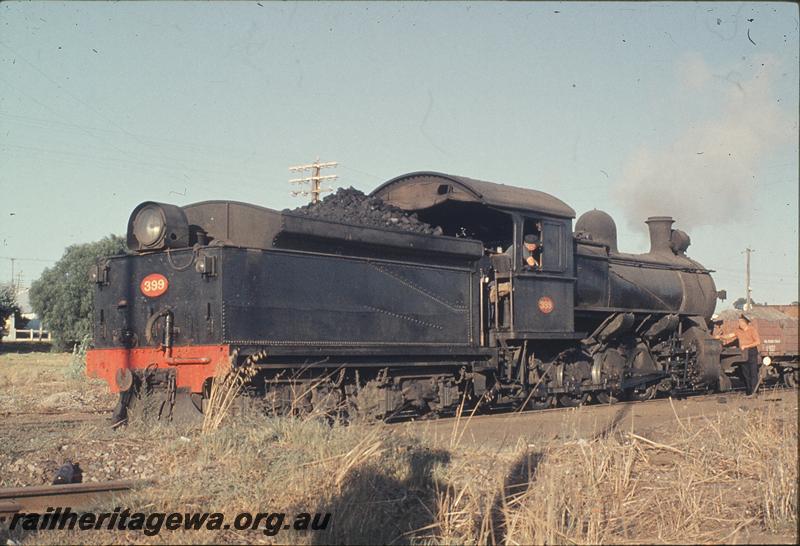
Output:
[
  {"xmin": 0, "ymin": 256, "xmax": 56, "ymax": 288},
  {"xmin": 744, "ymin": 247, "xmax": 755, "ymax": 311},
  {"xmin": 289, "ymin": 158, "xmax": 338, "ymax": 204}
]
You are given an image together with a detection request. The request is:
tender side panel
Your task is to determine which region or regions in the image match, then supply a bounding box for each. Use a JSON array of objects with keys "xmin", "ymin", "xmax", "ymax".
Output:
[{"xmin": 221, "ymin": 249, "xmax": 475, "ymax": 347}]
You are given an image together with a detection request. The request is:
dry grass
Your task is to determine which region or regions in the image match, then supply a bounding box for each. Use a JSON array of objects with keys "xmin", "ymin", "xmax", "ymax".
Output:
[
  {"xmin": 201, "ymin": 361, "xmax": 256, "ymax": 434},
  {"xmin": 422, "ymin": 400, "xmax": 798, "ymax": 545},
  {"xmin": 2, "ymin": 351, "xmax": 797, "ymax": 544},
  {"xmin": 5, "ymin": 401, "xmax": 798, "ymax": 545},
  {"xmin": 0, "ymin": 350, "xmax": 72, "ymax": 389},
  {"xmin": 0, "ymin": 348, "xmax": 114, "ymax": 414}
]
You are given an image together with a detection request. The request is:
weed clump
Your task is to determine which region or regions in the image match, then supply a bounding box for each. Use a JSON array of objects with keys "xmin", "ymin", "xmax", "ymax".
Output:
[{"xmin": 64, "ymin": 334, "xmax": 91, "ymax": 381}]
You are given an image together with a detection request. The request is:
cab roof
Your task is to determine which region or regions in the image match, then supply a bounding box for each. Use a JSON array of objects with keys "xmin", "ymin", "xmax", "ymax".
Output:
[{"xmin": 371, "ymin": 171, "xmax": 576, "ymax": 219}]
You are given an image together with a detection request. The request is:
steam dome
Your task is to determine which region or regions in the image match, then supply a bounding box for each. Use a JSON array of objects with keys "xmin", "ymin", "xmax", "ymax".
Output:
[{"xmin": 575, "ymin": 209, "xmax": 618, "ymax": 252}]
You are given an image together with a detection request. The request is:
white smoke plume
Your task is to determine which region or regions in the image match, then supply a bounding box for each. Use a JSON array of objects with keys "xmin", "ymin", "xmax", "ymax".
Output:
[{"xmin": 614, "ymin": 53, "xmax": 796, "ymax": 230}]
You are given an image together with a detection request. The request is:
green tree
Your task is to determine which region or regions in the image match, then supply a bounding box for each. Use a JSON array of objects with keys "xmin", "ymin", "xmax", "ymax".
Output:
[
  {"xmin": 0, "ymin": 284, "xmax": 20, "ymax": 340},
  {"xmin": 29, "ymin": 235, "xmax": 126, "ymax": 351},
  {"xmin": 733, "ymin": 297, "xmax": 747, "ymax": 310}
]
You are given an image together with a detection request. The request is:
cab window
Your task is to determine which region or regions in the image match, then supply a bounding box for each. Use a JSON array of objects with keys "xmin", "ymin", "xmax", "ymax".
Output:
[{"xmin": 521, "ymin": 218, "xmax": 543, "ymax": 271}]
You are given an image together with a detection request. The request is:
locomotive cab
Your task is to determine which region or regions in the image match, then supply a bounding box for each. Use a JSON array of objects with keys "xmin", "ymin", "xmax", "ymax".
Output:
[{"xmin": 371, "ymin": 171, "xmax": 578, "ymax": 346}]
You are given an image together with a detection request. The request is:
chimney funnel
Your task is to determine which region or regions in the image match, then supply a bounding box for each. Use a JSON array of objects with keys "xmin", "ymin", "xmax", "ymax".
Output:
[{"xmin": 645, "ymin": 216, "xmax": 674, "ymax": 255}]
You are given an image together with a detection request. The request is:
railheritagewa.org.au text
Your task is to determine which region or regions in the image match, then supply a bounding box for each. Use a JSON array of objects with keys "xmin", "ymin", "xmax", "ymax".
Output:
[{"xmin": 4, "ymin": 507, "xmax": 331, "ymax": 536}]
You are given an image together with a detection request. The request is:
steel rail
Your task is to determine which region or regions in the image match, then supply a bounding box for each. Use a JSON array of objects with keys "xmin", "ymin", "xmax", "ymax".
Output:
[
  {"xmin": 0, "ymin": 480, "xmax": 140, "ymax": 519},
  {"xmin": 387, "ymin": 384, "xmax": 792, "ymax": 426},
  {"xmin": 0, "ymin": 409, "xmax": 110, "ymax": 418}
]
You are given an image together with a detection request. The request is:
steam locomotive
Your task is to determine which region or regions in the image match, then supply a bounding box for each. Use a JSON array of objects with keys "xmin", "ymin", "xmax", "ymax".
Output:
[{"xmin": 86, "ymin": 172, "xmax": 727, "ymax": 422}]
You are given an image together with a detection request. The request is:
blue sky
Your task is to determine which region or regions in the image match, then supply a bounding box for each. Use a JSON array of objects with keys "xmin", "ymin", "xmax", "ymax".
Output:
[{"xmin": 1, "ymin": 1, "xmax": 797, "ymax": 306}]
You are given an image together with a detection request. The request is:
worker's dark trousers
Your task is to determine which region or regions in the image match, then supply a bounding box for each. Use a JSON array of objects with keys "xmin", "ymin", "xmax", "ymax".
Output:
[{"xmin": 742, "ymin": 347, "xmax": 760, "ymax": 395}]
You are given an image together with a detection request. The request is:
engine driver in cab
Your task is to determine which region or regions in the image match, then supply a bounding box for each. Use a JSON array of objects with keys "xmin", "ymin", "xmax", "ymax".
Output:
[{"xmin": 522, "ymin": 234, "xmax": 542, "ymax": 270}]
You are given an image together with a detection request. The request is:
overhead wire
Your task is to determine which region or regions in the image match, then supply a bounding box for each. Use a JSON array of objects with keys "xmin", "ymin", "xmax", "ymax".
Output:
[
  {"xmin": 0, "ymin": 48, "xmax": 272, "ymax": 196},
  {"xmin": 0, "ymin": 256, "xmax": 57, "ymax": 263},
  {"xmin": 0, "ymin": 110, "xmax": 259, "ymax": 160}
]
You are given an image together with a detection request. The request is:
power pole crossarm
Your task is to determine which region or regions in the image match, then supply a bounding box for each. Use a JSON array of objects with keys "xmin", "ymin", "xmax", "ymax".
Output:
[
  {"xmin": 288, "ymin": 158, "xmax": 338, "ymax": 204},
  {"xmin": 289, "ymin": 161, "xmax": 338, "ymax": 172},
  {"xmin": 289, "ymin": 174, "xmax": 338, "ymax": 184}
]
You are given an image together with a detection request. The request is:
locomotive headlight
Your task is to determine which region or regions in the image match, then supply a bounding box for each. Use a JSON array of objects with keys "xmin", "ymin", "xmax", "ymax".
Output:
[
  {"xmin": 127, "ymin": 201, "xmax": 190, "ymax": 252},
  {"xmin": 133, "ymin": 206, "xmax": 165, "ymax": 246},
  {"xmin": 762, "ymin": 356, "xmax": 772, "ymax": 366}
]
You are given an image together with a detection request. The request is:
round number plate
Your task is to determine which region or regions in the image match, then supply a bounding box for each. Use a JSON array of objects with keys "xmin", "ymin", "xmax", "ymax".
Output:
[
  {"xmin": 140, "ymin": 273, "xmax": 168, "ymax": 298},
  {"xmin": 538, "ymin": 296, "xmax": 554, "ymax": 314}
]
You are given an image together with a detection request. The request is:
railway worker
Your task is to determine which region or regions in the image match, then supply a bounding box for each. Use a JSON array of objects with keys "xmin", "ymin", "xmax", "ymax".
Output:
[
  {"xmin": 718, "ymin": 314, "xmax": 762, "ymax": 395},
  {"xmin": 521, "ymin": 234, "xmax": 541, "ymax": 270},
  {"xmin": 710, "ymin": 314, "xmax": 725, "ymax": 338}
]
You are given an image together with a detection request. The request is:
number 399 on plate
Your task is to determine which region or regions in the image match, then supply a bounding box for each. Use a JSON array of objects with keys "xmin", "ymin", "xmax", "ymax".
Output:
[{"xmin": 140, "ymin": 273, "xmax": 169, "ymax": 298}]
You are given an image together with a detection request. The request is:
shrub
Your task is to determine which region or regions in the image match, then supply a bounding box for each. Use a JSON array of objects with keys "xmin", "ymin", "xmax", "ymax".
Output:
[{"xmin": 29, "ymin": 235, "xmax": 126, "ymax": 350}]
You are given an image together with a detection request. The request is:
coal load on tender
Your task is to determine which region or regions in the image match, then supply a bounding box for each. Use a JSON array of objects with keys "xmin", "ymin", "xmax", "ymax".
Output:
[{"xmin": 288, "ymin": 187, "xmax": 443, "ymax": 236}]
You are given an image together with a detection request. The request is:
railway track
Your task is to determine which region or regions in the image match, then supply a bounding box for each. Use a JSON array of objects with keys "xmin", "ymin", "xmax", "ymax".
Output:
[
  {"xmin": 0, "ymin": 409, "xmax": 110, "ymax": 417},
  {"xmin": 0, "ymin": 480, "xmax": 140, "ymax": 520},
  {"xmin": 0, "ymin": 410, "xmax": 110, "ymax": 428},
  {"xmin": 403, "ymin": 386, "xmax": 798, "ymax": 448},
  {"xmin": 390, "ymin": 384, "xmax": 794, "ymax": 427},
  {"xmin": 0, "ymin": 384, "xmax": 790, "ymax": 430}
]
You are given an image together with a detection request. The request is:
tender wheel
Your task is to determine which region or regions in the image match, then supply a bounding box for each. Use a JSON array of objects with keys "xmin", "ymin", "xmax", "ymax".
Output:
[
  {"xmin": 783, "ymin": 369, "xmax": 799, "ymax": 388},
  {"xmin": 558, "ymin": 393, "xmax": 588, "ymax": 407},
  {"xmin": 624, "ymin": 384, "xmax": 657, "ymax": 402}
]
